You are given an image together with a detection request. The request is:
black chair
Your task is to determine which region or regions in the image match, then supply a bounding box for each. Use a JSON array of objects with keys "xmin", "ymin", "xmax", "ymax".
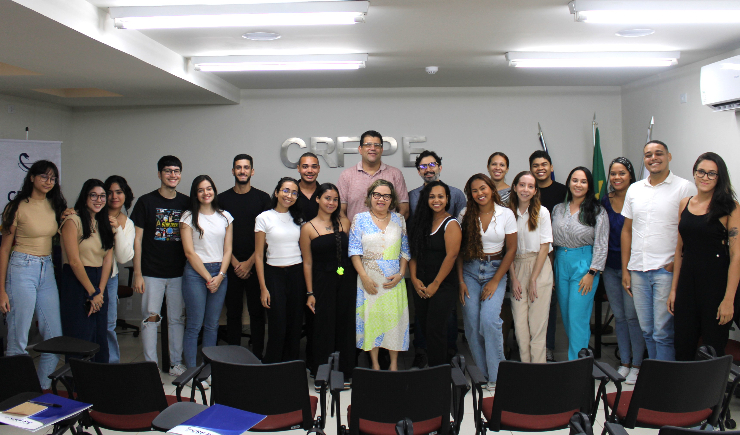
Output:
[
  {"xmin": 116, "ymin": 266, "xmax": 140, "ymax": 337},
  {"xmin": 465, "ymin": 354, "xmax": 594, "ymax": 434},
  {"xmin": 33, "ymin": 336, "xmax": 100, "ymax": 398},
  {"xmin": 605, "ymin": 423, "xmax": 740, "ymax": 435},
  {"xmin": 569, "ymin": 412, "xmax": 594, "ymax": 435},
  {"xmin": 331, "ymin": 364, "xmax": 468, "ymax": 435},
  {"xmin": 69, "ymin": 359, "xmax": 194, "ymax": 434},
  {"xmin": 593, "ymin": 352, "xmax": 732, "ymax": 432}
]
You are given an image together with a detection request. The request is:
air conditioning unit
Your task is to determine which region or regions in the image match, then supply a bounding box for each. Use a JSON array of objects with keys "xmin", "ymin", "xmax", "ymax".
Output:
[{"xmin": 700, "ymin": 54, "xmax": 740, "ymax": 112}]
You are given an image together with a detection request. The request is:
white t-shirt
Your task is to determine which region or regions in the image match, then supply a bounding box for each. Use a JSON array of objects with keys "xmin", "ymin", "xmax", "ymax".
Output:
[
  {"xmin": 180, "ymin": 210, "xmax": 234, "ymax": 263},
  {"xmin": 254, "ymin": 209, "xmax": 302, "ymax": 267},
  {"xmin": 515, "ymin": 205, "xmax": 553, "ymax": 255},
  {"xmin": 458, "ymin": 205, "xmax": 517, "ymax": 253}
]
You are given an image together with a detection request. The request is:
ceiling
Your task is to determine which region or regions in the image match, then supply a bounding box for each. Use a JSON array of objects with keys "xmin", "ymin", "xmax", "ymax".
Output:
[{"xmin": 2, "ymin": 0, "xmax": 740, "ymax": 107}]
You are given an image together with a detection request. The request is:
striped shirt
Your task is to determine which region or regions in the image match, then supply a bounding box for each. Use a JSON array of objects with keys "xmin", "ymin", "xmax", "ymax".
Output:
[{"xmin": 551, "ymin": 202, "xmax": 609, "ymax": 271}]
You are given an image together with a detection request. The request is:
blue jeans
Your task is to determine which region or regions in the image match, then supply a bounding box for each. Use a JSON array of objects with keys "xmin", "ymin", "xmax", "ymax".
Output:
[
  {"xmin": 630, "ymin": 268, "xmax": 675, "ymax": 361},
  {"xmin": 4, "ymin": 252, "xmax": 62, "ymax": 389},
  {"xmin": 182, "ymin": 261, "xmax": 228, "ymax": 368},
  {"xmin": 141, "ymin": 276, "xmax": 185, "ymax": 367},
  {"xmin": 554, "ymin": 246, "xmax": 600, "ymax": 361},
  {"xmin": 602, "ymin": 267, "xmax": 645, "ymax": 366},
  {"xmin": 461, "ymin": 259, "xmax": 507, "ymax": 382},
  {"xmin": 106, "ymin": 275, "xmax": 120, "ymax": 364}
]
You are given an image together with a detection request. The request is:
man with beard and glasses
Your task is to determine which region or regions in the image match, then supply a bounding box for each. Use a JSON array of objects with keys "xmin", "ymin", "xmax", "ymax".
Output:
[
  {"xmin": 408, "ymin": 150, "xmax": 466, "ymax": 368},
  {"xmin": 217, "ymin": 154, "xmax": 271, "ymax": 358}
]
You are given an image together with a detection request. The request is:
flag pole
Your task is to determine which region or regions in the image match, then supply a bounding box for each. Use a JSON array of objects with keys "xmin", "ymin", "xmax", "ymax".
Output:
[
  {"xmin": 592, "ymin": 113, "xmax": 597, "ymax": 149},
  {"xmin": 639, "ymin": 116, "xmax": 655, "ymax": 180}
]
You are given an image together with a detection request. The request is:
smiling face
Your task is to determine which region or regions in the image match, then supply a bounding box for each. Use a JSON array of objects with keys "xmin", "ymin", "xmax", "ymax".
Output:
[
  {"xmin": 232, "ymin": 159, "xmax": 253, "ymax": 186},
  {"xmin": 30, "ymin": 169, "xmax": 56, "ymax": 196},
  {"xmin": 609, "ymin": 163, "xmax": 630, "ymax": 193},
  {"xmin": 488, "ymin": 155, "xmax": 509, "ymax": 182},
  {"xmin": 514, "ymin": 174, "xmax": 537, "ymax": 203},
  {"xmin": 569, "ymin": 170, "xmax": 589, "ymax": 200},
  {"xmin": 276, "ymin": 181, "xmax": 298, "ymax": 209},
  {"xmin": 470, "ymin": 179, "xmax": 493, "ymax": 207},
  {"xmin": 358, "ymin": 135, "xmax": 383, "ymax": 165},
  {"xmin": 298, "ymin": 156, "xmax": 320, "ymax": 184},
  {"xmin": 107, "ymin": 182, "xmax": 126, "ymax": 212},
  {"xmin": 417, "ymin": 155, "xmax": 441, "ymax": 184},
  {"xmin": 370, "ymin": 185, "xmax": 392, "ymax": 214},
  {"xmin": 197, "ymin": 179, "xmax": 214, "ymax": 206},
  {"xmin": 694, "ymin": 159, "xmax": 719, "ymax": 194},
  {"xmin": 317, "ymin": 188, "xmax": 339, "ymax": 215},
  {"xmin": 87, "ymin": 186, "xmax": 107, "ymax": 215},
  {"xmin": 530, "ymin": 157, "xmax": 553, "ymax": 183},
  {"xmin": 427, "ymin": 185, "xmax": 448, "ymax": 214},
  {"xmin": 158, "ymin": 165, "xmax": 182, "ymax": 189},
  {"xmin": 643, "ymin": 143, "xmax": 671, "ymax": 175}
]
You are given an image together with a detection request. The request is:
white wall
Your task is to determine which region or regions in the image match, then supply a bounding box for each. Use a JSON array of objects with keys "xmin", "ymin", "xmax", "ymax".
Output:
[
  {"xmin": 622, "ymin": 47, "xmax": 740, "ymax": 182},
  {"xmin": 0, "ymin": 94, "xmax": 71, "ymax": 146}
]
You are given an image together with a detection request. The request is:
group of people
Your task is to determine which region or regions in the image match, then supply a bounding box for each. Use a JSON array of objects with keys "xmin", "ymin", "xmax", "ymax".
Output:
[{"xmin": 1, "ymin": 130, "xmax": 737, "ymax": 394}]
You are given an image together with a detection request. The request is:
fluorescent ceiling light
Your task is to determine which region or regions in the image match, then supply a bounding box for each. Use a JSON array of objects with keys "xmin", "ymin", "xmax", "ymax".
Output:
[
  {"xmin": 568, "ymin": 1, "xmax": 740, "ymax": 24},
  {"xmin": 505, "ymin": 52, "xmax": 680, "ymax": 68},
  {"xmin": 191, "ymin": 54, "xmax": 368, "ymax": 71},
  {"xmin": 110, "ymin": 2, "xmax": 369, "ymax": 29}
]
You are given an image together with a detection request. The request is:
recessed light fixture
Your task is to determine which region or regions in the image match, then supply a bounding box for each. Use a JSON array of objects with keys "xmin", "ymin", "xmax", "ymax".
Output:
[
  {"xmin": 568, "ymin": 1, "xmax": 740, "ymax": 24},
  {"xmin": 615, "ymin": 29, "xmax": 655, "ymax": 37},
  {"xmin": 242, "ymin": 32, "xmax": 281, "ymax": 41},
  {"xmin": 505, "ymin": 51, "xmax": 680, "ymax": 68},
  {"xmin": 110, "ymin": 2, "xmax": 368, "ymax": 29},
  {"xmin": 191, "ymin": 54, "xmax": 368, "ymax": 71}
]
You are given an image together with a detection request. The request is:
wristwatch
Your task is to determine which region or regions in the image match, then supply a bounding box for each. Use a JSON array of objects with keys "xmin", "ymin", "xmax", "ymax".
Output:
[
  {"xmin": 220, "ymin": 272, "xmax": 227, "ymax": 279},
  {"xmin": 587, "ymin": 269, "xmax": 597, "ymax": 276}
]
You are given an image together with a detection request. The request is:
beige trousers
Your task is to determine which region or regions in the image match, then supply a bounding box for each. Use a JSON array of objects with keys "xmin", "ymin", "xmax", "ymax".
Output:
[{"xmin": 511, "ymin": 252, "xmax": 554, "ymax": 363}]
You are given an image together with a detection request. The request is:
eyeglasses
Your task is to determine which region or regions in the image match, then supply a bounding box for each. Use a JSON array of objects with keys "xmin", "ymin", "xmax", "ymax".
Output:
[
  {"xmin": 360, "ymin": 142, "xmax": 383, "ymax": 149},
  {"xmin": 418, "ymin": 162, "xmax": 439, "ymax": 170},
  {"xmin": 162, "ymin": 169, "xmax": 181, "ymax": 175},
  {"xmin": 280, "ymin": 188, "xmax": 299, "ymax": 197},
  {"xmin": 37, "ymin": 174, "xmax": 57, "ymax": 184},
  {"xmin": 371, "ymin": 192, "xmax": 392, "ymax": 201},
  {"xmin": 88, "ymin": 193, "xmax": 107, "ymax": 201},
  {"xmin": 695, "ymin": 169, "xmax": 718, "ymax": 180}
]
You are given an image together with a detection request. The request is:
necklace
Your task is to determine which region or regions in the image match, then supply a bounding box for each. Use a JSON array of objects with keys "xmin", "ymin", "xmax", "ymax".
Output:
[
  {"xmin": 113, "ymin": 211, "xmax": 122, "ymax": 219},
  {"xmin": 370, "ymin": 211, "xmax": 389, "ymax": 221}
]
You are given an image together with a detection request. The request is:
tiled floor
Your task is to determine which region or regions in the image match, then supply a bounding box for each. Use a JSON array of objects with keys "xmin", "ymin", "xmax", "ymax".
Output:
[{"xmin": 10, "ymin": 310, "xmax": 740, "ymax": 435}]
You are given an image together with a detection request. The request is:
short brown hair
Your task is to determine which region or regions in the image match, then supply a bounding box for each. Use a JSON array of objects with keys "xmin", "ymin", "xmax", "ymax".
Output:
[{"xmin": 364, "ymin": 179, "xmax": 399, "ymax": 211}]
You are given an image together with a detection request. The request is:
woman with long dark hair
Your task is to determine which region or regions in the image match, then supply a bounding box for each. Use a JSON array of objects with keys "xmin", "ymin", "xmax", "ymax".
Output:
[
  {"xmin": 669, "ymin": 152, "xmax": 740, "ymax": 360},
  {"xmin": 300, "ymin": 183, "xmax": 356, "ymax": 378},
  {"xmin": 255, "ymin": 177, "xmax": 304, "ymax": 363},
  {"xmin": 180, "ymin": 175, "xmax": 233, "ymax": 376},
  {"xmin": 59, "ymin": 179, "xmax": 115, "ymax": 362},
  {"xmin": 552, "ymin": 167, "xmax": 608, "ymax": 360},
  {"xmin": 456, "ymin": 174, "xmax": 517, "ymax": 390},
  {"xmin": 0, "ymin": 160, "xmax": 66, "ymax": 387},
  {"xmin": 487, "ymin": 152, "xmax": 511, "ymax": 204},
  {"xmin": 601, "ymin": 158, "xmax": 645, "ymax": 383},
  {"xmin": 507, "ymin": 171, "xmax": 553, "ymax": 363},
  {"xmin": 104, "ymin": 175, "xmax": 135, "ymax": 364},
  {"xmin": 409, "ymin": 180, "xmax": 461, "ymax": 367}
]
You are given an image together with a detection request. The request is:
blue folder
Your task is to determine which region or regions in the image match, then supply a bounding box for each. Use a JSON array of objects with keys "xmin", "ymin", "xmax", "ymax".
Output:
[{"xmin": 168, "ymin": 404, "xmax": 266, "ymax": 435}]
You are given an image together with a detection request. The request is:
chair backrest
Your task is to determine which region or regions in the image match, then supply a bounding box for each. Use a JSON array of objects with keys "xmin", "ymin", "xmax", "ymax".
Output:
[
  {"xmin": 349, "ymin": 365, "xmax": 452, "ymax": 435},
  {"xmin": 69, "ymin": 359, "xmax": 169, "ymax": 415},
  {"xmin": 659, "ymin": 426, "xmax": 740, "ymax": 435},
  {"xmin": 209, "ymin": 359, "xmax": 314, "ymax": 430},
  {"xmin": 623, "ymin": 355, "xmax": 732, "ymax": 428},
  {"xmin": 0, "ymin": 355, "xmax": 42, "ymax": 403},
  {"xmin": 489, "ymin": 356, "xmax": 594, "ymax": 431}
]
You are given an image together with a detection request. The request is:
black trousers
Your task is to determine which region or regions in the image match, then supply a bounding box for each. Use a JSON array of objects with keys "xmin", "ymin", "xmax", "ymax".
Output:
[
  {"xmin": 225, "ymin": 266, "xmax": 265, "ymax": 358},
  {"xmin": 263, "ymin": 264, "xmax": 305, "ymax": 364},
  {"xmin": 60, "ymin": 264, "xmax": 109, "ymax": 363},
  {"xmin": 414, "ymin": 283, "xmax": 458, "ymax": 367},
  {"xmin": 674, "ymin": 254, "xmax": 732, "ymax": 361}
]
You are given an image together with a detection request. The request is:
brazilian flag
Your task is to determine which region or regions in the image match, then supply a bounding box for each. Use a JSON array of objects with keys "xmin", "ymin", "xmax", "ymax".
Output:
[{"xmin": 592, "ymin": 127, "xmax": 607, "ymax": 200}]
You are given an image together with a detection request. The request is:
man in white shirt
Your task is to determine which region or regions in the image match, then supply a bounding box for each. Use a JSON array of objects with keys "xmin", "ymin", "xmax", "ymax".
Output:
[{"xmin": 621, "ymin": 140, "xmax": 696, "ymax": 362}]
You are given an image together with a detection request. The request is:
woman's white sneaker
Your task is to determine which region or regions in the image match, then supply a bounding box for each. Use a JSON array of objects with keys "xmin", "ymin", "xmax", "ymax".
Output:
[
  {"xmin": 617, "ymin": 366, "xmax": 630, "ymax": 378},
  {"xmin": 626, "ymin": 367, "xmax": 639, "ymax": 385}
]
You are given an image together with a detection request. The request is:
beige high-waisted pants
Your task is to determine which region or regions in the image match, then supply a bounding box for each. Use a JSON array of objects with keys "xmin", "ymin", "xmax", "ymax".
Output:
[{"xmin": 511, "ymin": 252, "xmax": 554, "ymax": 363}]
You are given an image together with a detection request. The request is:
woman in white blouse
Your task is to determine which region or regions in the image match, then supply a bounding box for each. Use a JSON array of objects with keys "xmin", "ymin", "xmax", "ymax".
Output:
[
  {"xmin": 104, "ymin": 175, "xmax": 136, "ymax": 364},
  {"xmin": 180, "ymin": 175, "xmax": 233, "ymax": 373},
  {"xmin": 552, "ymin": 166, "xmax": 608, "ymax": 361},
  {"xmin": 507, "ymin": 171, "xmax": 553, "ymax": 363}
]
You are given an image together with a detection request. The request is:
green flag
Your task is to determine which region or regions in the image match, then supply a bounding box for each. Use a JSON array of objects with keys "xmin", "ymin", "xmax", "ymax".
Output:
[{"xmin": 592, "ymin": 127, "xmax": 607, "ymax": 200}]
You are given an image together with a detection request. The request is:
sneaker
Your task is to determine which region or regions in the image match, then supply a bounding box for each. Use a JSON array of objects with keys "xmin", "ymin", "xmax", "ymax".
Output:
[
  {"xmin": 626, "ymin": 367, "xmax": 639, "ymax": 385},
  {"xmin": 617, "ymin": 366, "xmax": 630, "ymax": 378},
  {"xmin": 486, "ymin": 382, "xmax": 496, "ymax": 392},
  {"xmin": 169, "ymin": 364, "xmax": 187, "ymax": 377},
  {"xmin": 411, "ymin": 353, "xmax": 428, "ymax": 370},
  {"xmin": 546, "ymin": 349, "xmax": 556, "ymax": 362}
]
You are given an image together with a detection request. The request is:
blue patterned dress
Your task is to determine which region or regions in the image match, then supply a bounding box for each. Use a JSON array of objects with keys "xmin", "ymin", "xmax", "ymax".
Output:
[{"xmin": 349, "ymin": 212, "xmax": 411, "ymax": 351}]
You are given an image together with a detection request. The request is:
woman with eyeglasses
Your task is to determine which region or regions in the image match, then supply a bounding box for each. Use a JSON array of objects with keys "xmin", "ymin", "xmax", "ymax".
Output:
[
  {"xmin": 59, "ymin": 179, "xmax": 115, "ymax": 362},
  {"xmin": 488, "ymin": 152, "xmax": 511, "ymax": 205},
  {"xmin": 255, "ymin": 177, "xmax": 304, "ymax": 363},
  {"xmin": 669, "ymin": 152, "xmax": 740, "ymax": 360},
  {"xmin": 349, "ymin": 179, "xmax": 410, "ymax": 371},
  {"xmin": 0, "ymin": 160, "xmax": 67, "ymax": 388}
]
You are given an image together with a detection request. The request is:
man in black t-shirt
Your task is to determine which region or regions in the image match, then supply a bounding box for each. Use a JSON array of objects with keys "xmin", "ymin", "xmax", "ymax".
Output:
[
  {"xmin": 131, "ymin": 155, "xmax": 190, "ymax": 375},
  {"xmin": 529, "ymin": 150, "xmax": 568, "ymax": 362},
  {"xmin": 218, "ymin": 154, "xmax": 271, "ymax": 358},
  {"xmin": 296, "ymin": 152, "xmax": 320, "ymax": 222}
]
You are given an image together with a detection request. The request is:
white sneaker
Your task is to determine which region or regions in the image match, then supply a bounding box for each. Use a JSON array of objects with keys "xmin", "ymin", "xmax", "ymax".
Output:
[
  {"xmin": 626, "ymin": 367, "xmax": 639, "ymax": 385},
  {"xmin": 169, "ymin": 364, "xmax": 187, "ymax": 377},
  {"xmin": 486, "ymin": 382, "xmax": 496, "ymax": 392},
  {"xmin": 617, "ymin": 366, "xmax": 630, "ymax": 378}
]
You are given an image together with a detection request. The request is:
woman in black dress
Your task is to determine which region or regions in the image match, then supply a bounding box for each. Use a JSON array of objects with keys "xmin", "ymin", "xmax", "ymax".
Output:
[
  {"xmin": 669, "ymin": 152, "xmax": 740, "ymax": 360},
  {"xmin": 300, "ymin": 183, "xmax": 357, "ymax": 379},
  {"xmin": 409, "ymin": 180, "xmax": 462, "ymax": 367}
]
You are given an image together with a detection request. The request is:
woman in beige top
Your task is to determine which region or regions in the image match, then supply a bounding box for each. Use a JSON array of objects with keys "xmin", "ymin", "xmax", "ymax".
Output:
[
  {"xmin": 59, "ymin": 179, "xmax": 114, "ymax": 362},
  {"xmin": 0, "ymin": 160, "xmax": 67, "ymax": 389}
]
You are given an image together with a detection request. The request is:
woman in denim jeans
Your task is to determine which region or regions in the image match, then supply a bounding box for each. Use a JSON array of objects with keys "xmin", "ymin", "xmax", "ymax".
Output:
[
  {"xmin": 456, "ymin": 174, "xmax": 517, "ymax": 391},
  {"xmin": 0, "ymin": 160, "xmax": 67, "ymax": 389},
  {"xmin": 180, "ymin": 175, "xmax": 233, "ymax": 385}
]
